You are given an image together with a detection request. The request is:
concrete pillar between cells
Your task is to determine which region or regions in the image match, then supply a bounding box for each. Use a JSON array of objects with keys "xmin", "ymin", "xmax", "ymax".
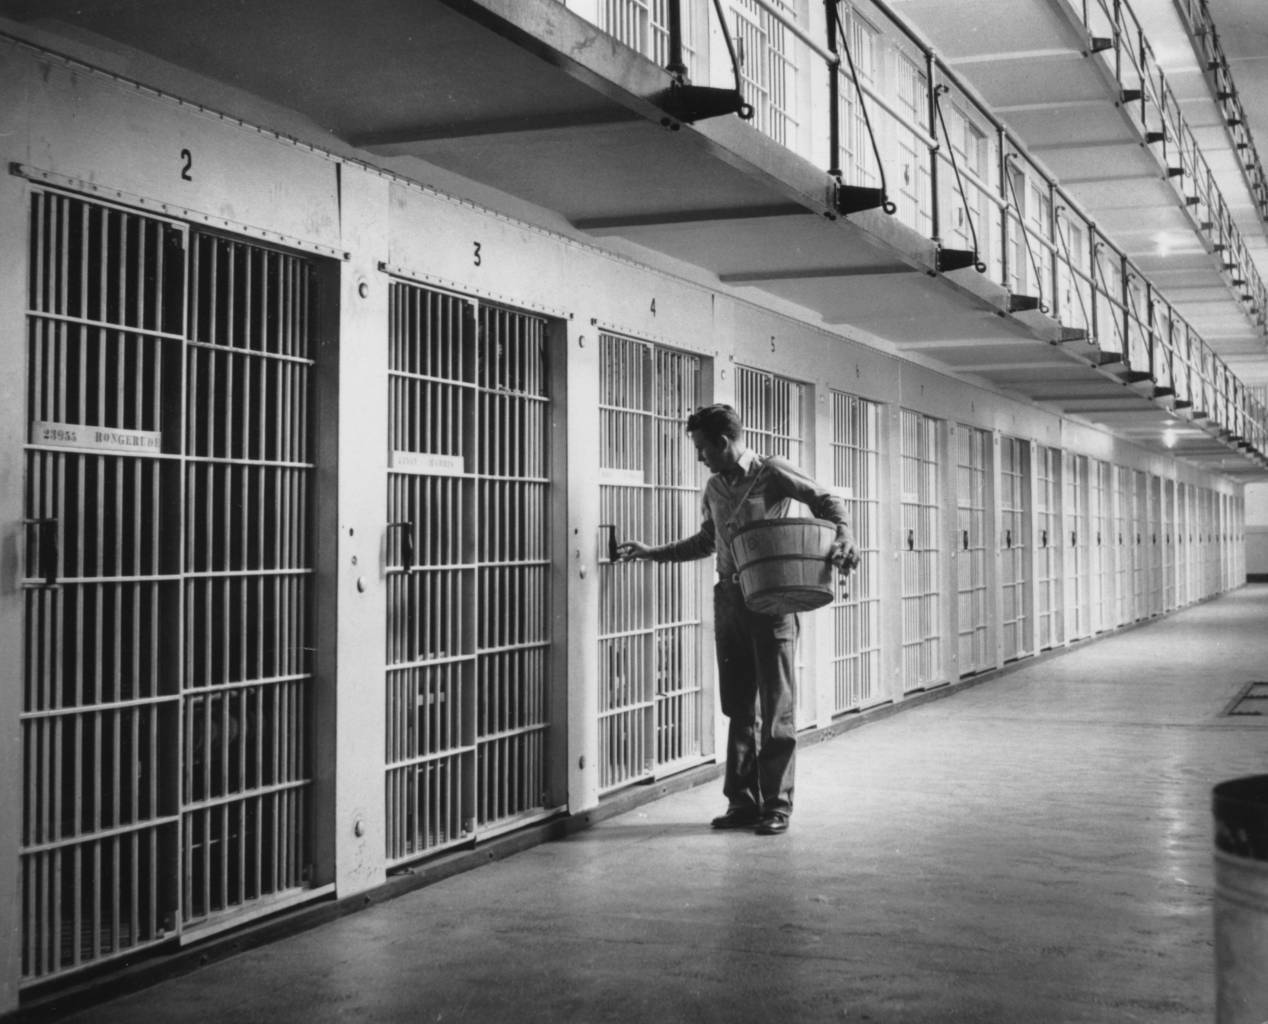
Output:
[
  {"xmin": 0, "ymin": 143, "xmax": 31, "ymax": 1018},
  {"xmin": 312, "ymin": 165, "xmax": 390, "ymax": 896}
]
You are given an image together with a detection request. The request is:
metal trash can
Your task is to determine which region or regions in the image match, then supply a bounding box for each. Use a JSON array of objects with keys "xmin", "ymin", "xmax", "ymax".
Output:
[{"xmin": 1214, "ymin": 775, "xmax": 1268, "ymax": 1024}]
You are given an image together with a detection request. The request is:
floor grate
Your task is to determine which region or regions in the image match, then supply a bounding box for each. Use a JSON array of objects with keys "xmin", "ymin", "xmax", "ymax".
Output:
[{"xmin": 1223, "ymin": 681, "xmax": 1268, "ymax": 717}]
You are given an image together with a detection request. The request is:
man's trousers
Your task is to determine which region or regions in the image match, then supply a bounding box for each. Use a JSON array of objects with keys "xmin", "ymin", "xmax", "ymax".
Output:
[{"xmin": 712, "ymin": 580, "xmax": 800, "ymax": 815}]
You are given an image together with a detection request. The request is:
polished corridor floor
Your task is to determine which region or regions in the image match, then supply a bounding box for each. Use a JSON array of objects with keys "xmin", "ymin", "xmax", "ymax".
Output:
[{"xmin": 54, "ymin": 587, "xmax": 1268, "ymax": 1024}]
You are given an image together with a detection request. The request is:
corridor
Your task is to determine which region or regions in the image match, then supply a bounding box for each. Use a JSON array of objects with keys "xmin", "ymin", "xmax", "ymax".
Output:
[{"xmin": 48, "ymin": 586, "xmax": 1268, "ymax": 1024}]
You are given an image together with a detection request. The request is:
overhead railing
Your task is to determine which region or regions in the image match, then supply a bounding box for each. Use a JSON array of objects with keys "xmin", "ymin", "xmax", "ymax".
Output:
[
  {"xmin": 1078, "ymin": 0, "xmax": 1268, "ymax": 332},
  {"xmin": 1171, "ymin": 0, "xmax": 1268, "ymax": 232},
  {"xmin": 583, "ymin": 0, "xmax": 1268, "ymax": 467}
]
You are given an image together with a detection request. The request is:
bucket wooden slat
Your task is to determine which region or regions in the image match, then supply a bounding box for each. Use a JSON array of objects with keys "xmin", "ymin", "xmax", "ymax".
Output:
[{"xmin": 731, "ymin": 518, "xmax": 837, "ymax": 615}]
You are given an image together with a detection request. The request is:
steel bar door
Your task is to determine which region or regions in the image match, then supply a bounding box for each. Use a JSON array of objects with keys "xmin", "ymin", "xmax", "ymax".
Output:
[
  {"xmin": 597, "ymin": 333, "xmax": 707, "ymax": 793},
  {"xmin": 735, "ymin": 365, "xmax": 813, "ymax": 723},
  {"xmin": 1131, "ymin": 470, "xmax": 1148, "ymax": 621},
  {"xmin": 384, "ymin": 283, "xmax": 553, "ymax": 860},
  {"xmin": 900, "ymin": 410, "xmax": 942, "ymax": 692},
  {"xmin": 1035, "ymin": 446, "xmax": 1062, "ymax": 651},
  {"xmin": 22, "ymin": 189, "xmax": 184, "ymax": 982},
  {"xmin": 1095, "ymin": 460, "xmax": 1117, "ymax": 632},
  {"xmin": 839, "ymin": 9, "xmax": 881, "ymax": 191},
  {"xmin": 830, "ymin": 392, "xmax": 882, "ymax": 711},
  {"xmin": 1063, "ymin": 453, "xmax": 1090, "ymax": 641},
  {"xmin": 955, "ymin": 425, "xmax": 990, "ymax": 677},
  {"xmin": 182, "ymin": 231, "xmax": 316, "ymax": 931},
  {"xmin": 730, "ymin": 0, "xmax": 796, "ymax": 147},
  {"xmin": 1162, "ymin": 479, "xmax": 1175, "ymax": 612},
  {"xmin": 1114, "ymin": 466, "xmax": 1133, "ymax": 626},
  {"xmin": 999, "ymin": 436, "xmax": 1030, "ymax": 662},
  {"xmin": 21, "ymin": 189, "xmax": 318, "ymax": 983},
  {"xmin": 1177, "ymin": 483, "xmax": 1190, "ymax": 607},
  {"xmin": 1146, "ymin": 475, "xmax": 1162, "ymax": 617}
]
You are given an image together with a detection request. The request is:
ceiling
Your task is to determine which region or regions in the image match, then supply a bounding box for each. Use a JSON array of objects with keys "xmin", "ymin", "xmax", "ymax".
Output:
[{"xmin": 1, "ymin": 0, "xmax": 1265, "ymax": 477}]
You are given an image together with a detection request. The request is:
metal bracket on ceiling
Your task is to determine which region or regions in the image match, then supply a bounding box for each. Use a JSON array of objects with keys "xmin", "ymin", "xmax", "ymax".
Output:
[
  {"xmin": 833, "ymin": 184, "xmax": 896, "ymax": 217},
  {"xmin": 935, "ymin": 247, "xmax": 983, "ymax": 274},
  {"xmin": 1113, "ymin": 369, "xmax": 1153, "ymax": 385},
  {"xmin": 652, "ymin": 84, "xmax": 752, "ymax": 126},
  {"xmin": 1053, "ymin": 327, "xmax": 1088, "ymax": 344}
]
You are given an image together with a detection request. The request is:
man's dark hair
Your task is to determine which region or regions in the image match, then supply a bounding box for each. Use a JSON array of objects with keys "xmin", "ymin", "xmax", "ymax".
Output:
[{"xmin": 686, "ymin": 404, "xmax": 742, "ymax": 443}]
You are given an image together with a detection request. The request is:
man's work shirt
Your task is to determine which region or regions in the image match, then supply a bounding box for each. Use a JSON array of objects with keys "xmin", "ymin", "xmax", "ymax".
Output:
[{"xmin": 652, "ymin": 449, "xmax": 850, "ymax": 578}]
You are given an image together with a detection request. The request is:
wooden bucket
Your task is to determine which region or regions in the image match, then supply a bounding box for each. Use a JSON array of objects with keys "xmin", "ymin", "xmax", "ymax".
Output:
[{"xmin": 730, "ymin": 518, "xmax": 837, "ymax": 615}]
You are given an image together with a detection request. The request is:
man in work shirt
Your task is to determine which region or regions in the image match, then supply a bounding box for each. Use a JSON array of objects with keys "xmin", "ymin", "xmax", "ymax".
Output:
[{"xmin": 618, "ymin": 403, "xmax": 858, "ymax": 836}]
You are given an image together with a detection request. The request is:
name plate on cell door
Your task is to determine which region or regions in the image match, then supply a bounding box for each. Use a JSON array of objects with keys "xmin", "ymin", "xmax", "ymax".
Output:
[
  {"xmin": 32, "ymin": 421, "xmax": 162, "ymax": 453},
  {"xmin": 390, "ymin": 451, "xmax": 466, "ymax": 476},
  {"xmin": 598, "ymin": 467, "xmax": 645, "ymax": 486}
]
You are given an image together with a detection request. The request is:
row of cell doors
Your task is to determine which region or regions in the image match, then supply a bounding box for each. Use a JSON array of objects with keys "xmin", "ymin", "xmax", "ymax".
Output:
[
  {"xmin": 18, "ymin": 192, "xmax": 566, "ymax": 982},
  {"xmin": 21, "ymin": 188, "xmax": 317, "ymax": 981}
]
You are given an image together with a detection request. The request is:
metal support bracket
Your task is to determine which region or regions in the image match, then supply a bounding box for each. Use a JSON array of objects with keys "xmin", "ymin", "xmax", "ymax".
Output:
[
  {"xmin": 935, "ymin": 247, "xmax": 983, "ymax": 273},
  {"xmin": 652, "ymin": 84, "xmax": 753, "ymax": 125},
  {"xmin": 834, "ymin": 184, "xmax": 895, "ymax": 216}
]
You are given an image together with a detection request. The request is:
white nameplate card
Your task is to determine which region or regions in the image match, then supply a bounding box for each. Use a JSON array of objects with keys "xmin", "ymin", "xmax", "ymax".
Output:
[
  {"xmin": 598, "ymin": 467, "xmax": 645, "ymax": 486},
  {"xmin": 391, "ymin": 451, "xmax": 466, "ymax": 476},
  {"xmin": 32, "ymin": 421, "xmax": 162, "ymax": 453}
]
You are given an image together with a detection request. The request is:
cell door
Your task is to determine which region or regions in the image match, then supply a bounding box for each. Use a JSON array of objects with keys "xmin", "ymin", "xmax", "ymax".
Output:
[
  {"xmin": 894, "ymin": 50, "xmax": 932, "ymax": 236},
  {"xmin": 1094, "ymin": 460, "xmax": 1118, "ymax": 632},
  {"xmin": 900, "ymin": 410, "xmax": 942, "ymax": 692},
  {"xmin": 22, "ymin": 189, "xmax": 318, "ymax": 983},
  {"xmin": 735, "ymin": 365, "xmax": 815, "ymax": 725},
  {"xmin": 1035, "ymin": 446, "xmax": 1062, "ymax": 650},
  {"xmin": 597, "ymin": 334, "xmax": 707, "ymax": 793},
  {"xmin": 830, "ymin": 392, "xmax": 883, "ymax": 712},
  {"xmin": 1063, "ymin": 453, "xmax": 1089, "ymax": 641},
  {"xmin": 729, "ymin": 0, "xmax": 795, "ymax": 147},
  {"xmin": 999, "ymin": 436, "xmax": 1030, "ymax": 661},
  {"xmin": 839, "ymin": 9, "xmax": 880, "ymax": 190},
  {"xmin": 1131, "ymin": 470, "xmax": 1149, "ymax": 620},
  {"xmin": 1146, "ymin": 475, "xmax": 1162, "ymax": 616},
  {"xmin": 1161, "ymin": 479, "xmax": 1175, "ymax": 612},
  {"xmin": 1176, "ymin": 483, "xmax": 1190, "ymax": 607},
  {"xmin": 1114, "ymin": 466, "xmax": 1133, "ymax": 626},
  {"xmin": 955, "ymin": 425, "xmax": 990, "ymax": 676},
  {"xmin": 384, "ymin": 284, "xmax": 554, "ymax": 861}
]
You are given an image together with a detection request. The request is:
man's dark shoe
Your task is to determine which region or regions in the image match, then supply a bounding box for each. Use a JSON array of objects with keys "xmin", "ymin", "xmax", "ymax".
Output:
[
  {"xmin": 756, "ymin": 811, "xmax": 790, "ymax": 835},
  {"xmin": 711, "ymin": 807, "xmax": 761, "ymax": 830}
]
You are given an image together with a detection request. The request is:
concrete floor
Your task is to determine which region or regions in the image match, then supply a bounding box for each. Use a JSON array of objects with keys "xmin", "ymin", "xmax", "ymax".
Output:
[{"xmin": 52, "ymin": 586, "xmax": 1268, "ymax": 1023}]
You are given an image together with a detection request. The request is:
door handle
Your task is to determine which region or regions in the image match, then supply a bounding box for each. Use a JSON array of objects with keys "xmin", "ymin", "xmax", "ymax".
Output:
[
  {"xmin": 24, "ymin": 517, "xmax": 58, "ymax": 587},
  {"xmin": 387, "ymin": 521, "xmax": 416, "ymax": 573},
  {"xmin": 599, "ymin": 524, "xmax": 620, "ymax": 563}
]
